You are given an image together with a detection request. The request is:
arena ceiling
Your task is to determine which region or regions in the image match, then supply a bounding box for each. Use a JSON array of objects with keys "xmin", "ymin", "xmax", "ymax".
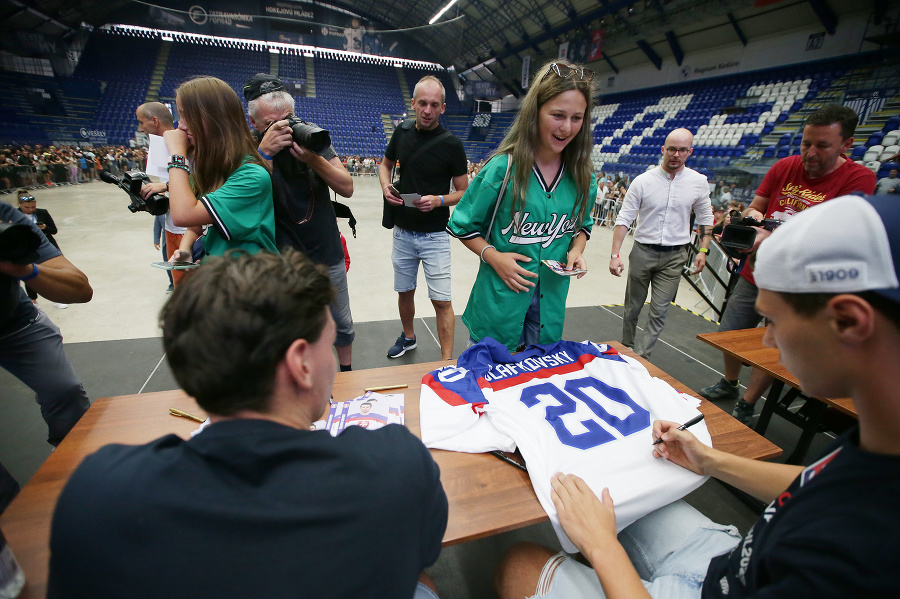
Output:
[{"xmin": 1, "ymin": 0, "xmax": 890, "ymax": 95}]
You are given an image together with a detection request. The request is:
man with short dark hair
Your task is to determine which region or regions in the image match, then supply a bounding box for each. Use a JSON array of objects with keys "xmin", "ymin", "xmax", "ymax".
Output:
[
  {"xmin": 48, "ymin": 249, "xmax": 447, "ymax": 598},
  {"xmin": 380, "ymin": 76, "xmax": 468, "ymax": 360},
  {"xmin": 243, "ymin": 73, "xmax": 356, "ymax": 372},
  {"xmin": 698, "ymin": 105, "xmax": 876, "ymax": 423},
  {"xmin": 0, "ymin": 200, "xmax": 92, "ymax": 513},
  {"xmin": 610, "ymin": 127, "xmax": 713, "ymax": 358},
  {"xmin": 496, "ymin": 194, "xmax": 900, "ymax": 599}
]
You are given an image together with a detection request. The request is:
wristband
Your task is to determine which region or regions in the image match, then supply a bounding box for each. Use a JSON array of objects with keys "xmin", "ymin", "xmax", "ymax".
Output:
[
  {"xmin": 480, "ymin": 245, "xmax": 495, "ymax": 263},
  {"xmin": 610, "ymin": 254, "xmax": 619, "ymax": 259},
  {"xmin": 167, "ymin": 163, "xmax": 191, "ymax": 174},
  {"xmin": 698, "ymin": 248, "xmax": 709, "ymax": 254},
  {"xmin": 165, "ymin": 182, "xmax": 169, "ymax": 192},
  {"xmin": 439, "ymin": 195, "xmax": 445, "ymax": 206},
  {"xmin": 258, "ymin": 148, "xmax": 274, "ymax": 161},
  {"xmin": 17, "ymin": 263, "xmax": 39, "ymax": 281}
]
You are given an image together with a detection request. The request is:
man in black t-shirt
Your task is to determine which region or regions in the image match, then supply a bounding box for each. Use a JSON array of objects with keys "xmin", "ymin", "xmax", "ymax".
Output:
[
  {"xmin": 243, "ymin": 74, "xmax": 356, "ymax": 372},
  {"xmin": 496, "ymin": 195, "xmax": 900, "ymax": 599},
  {"xmin": 48, "ymin": 249, "xmax": 447, "ymax": 599},
  {"xmin": 379, "ymin": 76, "xmax": 468, "ymax": 360}
]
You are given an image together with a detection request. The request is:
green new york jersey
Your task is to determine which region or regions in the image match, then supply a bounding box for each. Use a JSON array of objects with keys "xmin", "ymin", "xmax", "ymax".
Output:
[
  {"xmin": 449, "ymin": 154, "xmax": 596, "ymax": 349},
  {"xmin": 199, "ymin": 159, "xmax": 277, "ymax": 257}
]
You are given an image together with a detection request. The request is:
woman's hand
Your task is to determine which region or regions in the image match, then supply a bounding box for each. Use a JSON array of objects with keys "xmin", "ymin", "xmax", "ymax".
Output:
[
  {"xmin": 484, "ymin": 249, "xmax": 538, "ymax": 292},
  {"xmin": 163, "ymin": 129, "xmax": 190, "ymax": 157},
  {"xmin": 566, "ymin": 249, "xmax": 587, "ymax": 279},
  {"xmin": 170, "ymin": 249, "xmax": 194, "ymax": 263}
]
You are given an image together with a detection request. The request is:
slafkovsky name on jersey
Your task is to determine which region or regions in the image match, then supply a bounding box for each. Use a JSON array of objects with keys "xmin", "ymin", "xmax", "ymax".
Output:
[{"xmin": 481, "ymin": 348, "xmax": 578, "ymax": 382}]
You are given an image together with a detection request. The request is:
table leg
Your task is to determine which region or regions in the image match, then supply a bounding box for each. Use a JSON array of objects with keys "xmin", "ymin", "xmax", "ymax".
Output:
[
  {"xmin": 755, "ymin": 379, "xmax": 784, "ymax": 435},
  {"xmin": 784, "ymin": 398, "xmax": 827, "ymax": 465}
]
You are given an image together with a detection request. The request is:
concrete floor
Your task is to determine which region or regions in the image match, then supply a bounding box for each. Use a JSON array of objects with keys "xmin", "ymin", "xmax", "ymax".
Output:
[{"xmin": 1, "ymin": 176, "xmax": 834, "ymax": 599}]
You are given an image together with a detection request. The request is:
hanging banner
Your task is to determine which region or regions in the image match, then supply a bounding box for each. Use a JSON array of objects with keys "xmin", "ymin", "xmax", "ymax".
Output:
[
  {"xmin": 588, "ymin": 30, "xmax": 603, "ymax": 62},
  {"xmin": 558, "ymin": 42, "xmax": 569, "ymax": 60},
  {"xmin": 521, "ymin": 55, "xmax": 531, "ymax": 89}
]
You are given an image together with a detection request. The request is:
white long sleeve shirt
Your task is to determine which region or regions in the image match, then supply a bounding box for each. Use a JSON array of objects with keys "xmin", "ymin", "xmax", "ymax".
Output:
[{"xmin": 615, "ymin": 165, "xmax": 713, "ymax": 246}]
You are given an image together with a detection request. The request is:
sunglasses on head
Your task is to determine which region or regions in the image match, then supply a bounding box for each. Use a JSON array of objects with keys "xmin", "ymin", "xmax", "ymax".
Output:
[
  {"xmin": 543, "ymin": 63, "xmax": 594, "ymax": 82},
  {"xmin": 19, "ymin": 196, "xmax": 35, "ymax": 202}
]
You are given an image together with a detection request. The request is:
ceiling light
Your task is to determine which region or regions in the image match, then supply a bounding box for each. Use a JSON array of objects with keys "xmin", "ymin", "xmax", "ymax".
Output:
[{"xmin": 429, "ymin": 0, "xmax": 458, "ymax": 24}]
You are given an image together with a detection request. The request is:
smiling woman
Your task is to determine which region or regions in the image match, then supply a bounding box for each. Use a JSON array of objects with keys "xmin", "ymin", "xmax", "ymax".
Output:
[{"xmin": 448, "ymin": 59, "xmax": 598, "ymax": 351}]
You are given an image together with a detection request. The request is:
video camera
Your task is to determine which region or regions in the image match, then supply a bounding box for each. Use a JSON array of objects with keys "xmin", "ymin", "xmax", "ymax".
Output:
[
  {"xmin": 100, "ymin": 170, "xmax": 170, "ymax": 216},
  {"xmin": 284, "ymin": 116, "xmax": 331, "ymax": 153},
  {"xmin": 720, "ymin": 210, "xmax": 783, "ymax": 253},
  {"xmin": 0, "ymin": 222, "xmax": 42, "ymax": 264}
]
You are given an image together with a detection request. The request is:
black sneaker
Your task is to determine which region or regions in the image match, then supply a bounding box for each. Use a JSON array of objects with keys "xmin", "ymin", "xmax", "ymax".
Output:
[
  {"xmin": 698, "ymin": 377, "xmax": 740, "ymax": 401},
  {"xmin": 387, "ymin": 333, "xmax": 416, "ymax": 358},
  {"xmin": 732, "ymin": 400, "xmax": 755, "ymax": 426}
]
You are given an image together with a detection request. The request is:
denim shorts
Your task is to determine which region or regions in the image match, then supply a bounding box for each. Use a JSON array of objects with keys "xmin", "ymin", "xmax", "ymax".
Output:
[
  {"xmin": 392, "ymin": 226, "xmax": 452, "ymax": 302},
  {"xmin": 529, "ymin": 500, "xmax": 742, "ymax": 599},
  {"xmin": 719, "ymin": 276, "xmax": 763, "ymax": 331},
  {"xmin": 414, "ymin": 582, "xmax": 439, "ymax": 599}
]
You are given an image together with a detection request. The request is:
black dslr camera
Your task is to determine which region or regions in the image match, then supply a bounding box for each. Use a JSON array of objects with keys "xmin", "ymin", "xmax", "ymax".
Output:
[
  {"xmin": 0, "ymin": 222, "xmax": 42, "ymax": 264},
  {"xmin": 285, "ymin": 116, "xmax": 331, "ymax": 152},
  {"xmin": 720, "ymin": 210, "xmax": 783, "ymax": 253},
  {"xmin": 100, "ymin": 170, "xmax": 170, "ymax": 216}
]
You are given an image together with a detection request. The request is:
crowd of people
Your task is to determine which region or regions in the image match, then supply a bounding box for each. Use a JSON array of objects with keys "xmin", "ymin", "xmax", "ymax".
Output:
[
  {"xmin": 2, "ymin": 57, "xmax": 898, "ymax": 599},
  {"xmin": 0, "ymin": 144, "xmax": 150, "ymax": 190}
]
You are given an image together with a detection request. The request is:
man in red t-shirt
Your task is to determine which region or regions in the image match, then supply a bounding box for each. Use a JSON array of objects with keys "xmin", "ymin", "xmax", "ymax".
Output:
[{"xmin": 699, "ymin": 105, "xmax": 876, "ymax": 423}]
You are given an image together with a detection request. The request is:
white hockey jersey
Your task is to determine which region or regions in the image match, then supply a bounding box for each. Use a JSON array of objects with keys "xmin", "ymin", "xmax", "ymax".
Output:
[{"xmin": 420, "ymin": 338, "xmax": 711, "ymax": 552}]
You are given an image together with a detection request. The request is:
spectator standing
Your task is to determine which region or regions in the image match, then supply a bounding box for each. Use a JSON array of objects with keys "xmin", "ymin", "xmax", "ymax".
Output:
[
  {"xmin": 243, "ymin": 73, "xmax": 356, "ymax": 372},
  {"xmin": 379, "ymin": 75, "xmax": 468, "ymax": 360},
  {"xmin": 609, "ymin": 128, "xmax": 713, "ymax": 358},
  {"xmin": 698, "ymin": 105, "xmax": 876, "ymax": 423},
  {"xmin": 448, "ymin": 60, "xmax": 597, "ymax": 351}
]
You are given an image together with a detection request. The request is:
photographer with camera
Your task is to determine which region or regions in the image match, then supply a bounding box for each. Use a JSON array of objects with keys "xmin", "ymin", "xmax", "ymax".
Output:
[
  {"xmin": 0, "ymin": 200, "xmax": 93, "ymax": 513},
  {"xmin": 243, "ymin": 73, "xmax": 356, "ymax": 372},
  {"xmin": 698, "ymin": 105, "xmax": 876, "ymax": 423},
  {"xmin": 136, "ymin": 102, "xmax": 188, "ymax": 288}
]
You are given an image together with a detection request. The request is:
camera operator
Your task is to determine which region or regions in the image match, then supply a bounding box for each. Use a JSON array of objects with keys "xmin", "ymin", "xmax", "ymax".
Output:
[
  {"xmin": 136, "ymin": 102, "xmax": 188, "ymax": 288},
  {"xmin": 0, "ymin": 200, "xmax": 92, "ymax": 513},
  {"xmin": 243, "ymin": 73, "xmax": 356, "ymax": 372},
  {"xmin": 698, "ymin": 105, "xmax": 876, "ymax": 423}
]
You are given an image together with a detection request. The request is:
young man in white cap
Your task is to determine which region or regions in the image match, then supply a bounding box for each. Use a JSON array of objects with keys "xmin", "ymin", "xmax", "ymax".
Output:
[{"xmin": 496, "ymin": 194, "xmax": 900, "ymax": 599}]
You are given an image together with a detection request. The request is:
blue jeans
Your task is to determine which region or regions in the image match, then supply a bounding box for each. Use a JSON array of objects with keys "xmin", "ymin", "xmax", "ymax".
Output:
[
  {"xmin": 326, "ymin": 260, "xmax": 355, "ymax": 347},
  {"xmin": 0, "ymin": 310, "xmax": 90, "ymax": 511},
  {"xmin": 391, "ymin": 227, "xmax": 452, "ymax": 301},
  {"xmin": 530, "ymin": 500, "xmax": 741, "ymax": 599}
]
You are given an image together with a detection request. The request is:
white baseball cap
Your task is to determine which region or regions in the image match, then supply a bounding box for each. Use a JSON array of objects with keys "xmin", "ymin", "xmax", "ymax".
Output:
[{"xmin": 755, "ymin": 195, "xmax": 900, "ymax": 303}]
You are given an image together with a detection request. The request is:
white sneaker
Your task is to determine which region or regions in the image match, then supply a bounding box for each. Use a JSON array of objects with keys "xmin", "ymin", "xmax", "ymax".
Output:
[{"xmin": 53, "ymin": 303, "xmax": 68, "ymax": 309}]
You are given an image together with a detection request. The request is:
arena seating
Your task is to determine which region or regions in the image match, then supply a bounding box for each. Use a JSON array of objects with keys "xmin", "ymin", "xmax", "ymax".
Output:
[{"xmin": 1, "ymin": 27, "xmax": 897, "ymax": 179}]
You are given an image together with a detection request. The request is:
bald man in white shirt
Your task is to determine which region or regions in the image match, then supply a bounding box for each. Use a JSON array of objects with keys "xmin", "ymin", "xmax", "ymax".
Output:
[{"xmin": 609, "ymin": 128, "xmax": 713, "ymax": 358}]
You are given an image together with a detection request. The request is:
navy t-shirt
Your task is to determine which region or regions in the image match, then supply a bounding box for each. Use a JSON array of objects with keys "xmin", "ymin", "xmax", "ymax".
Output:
[
  {"xmin": 703, "ymin": 427, "xmax": 900, "ymax": 597},
  {"xmin": 48, "ymin": 419, "xmax": 448, "ymax": 599}
]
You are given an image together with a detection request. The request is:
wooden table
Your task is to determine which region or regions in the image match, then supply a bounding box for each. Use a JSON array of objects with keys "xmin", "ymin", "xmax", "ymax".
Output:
[
  {"xmin": 0, "ymin": 343, "xmax": 780, "ymax": 598},
  {"xmin": 697, "ymin": 328, "xmax": 856, "ymax": 463}
]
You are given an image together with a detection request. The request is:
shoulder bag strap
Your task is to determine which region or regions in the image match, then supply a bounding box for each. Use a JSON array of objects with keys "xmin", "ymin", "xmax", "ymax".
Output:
[{"xmin": 485, "ymin": 156, "xmax": 513, "ymax": 241}]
